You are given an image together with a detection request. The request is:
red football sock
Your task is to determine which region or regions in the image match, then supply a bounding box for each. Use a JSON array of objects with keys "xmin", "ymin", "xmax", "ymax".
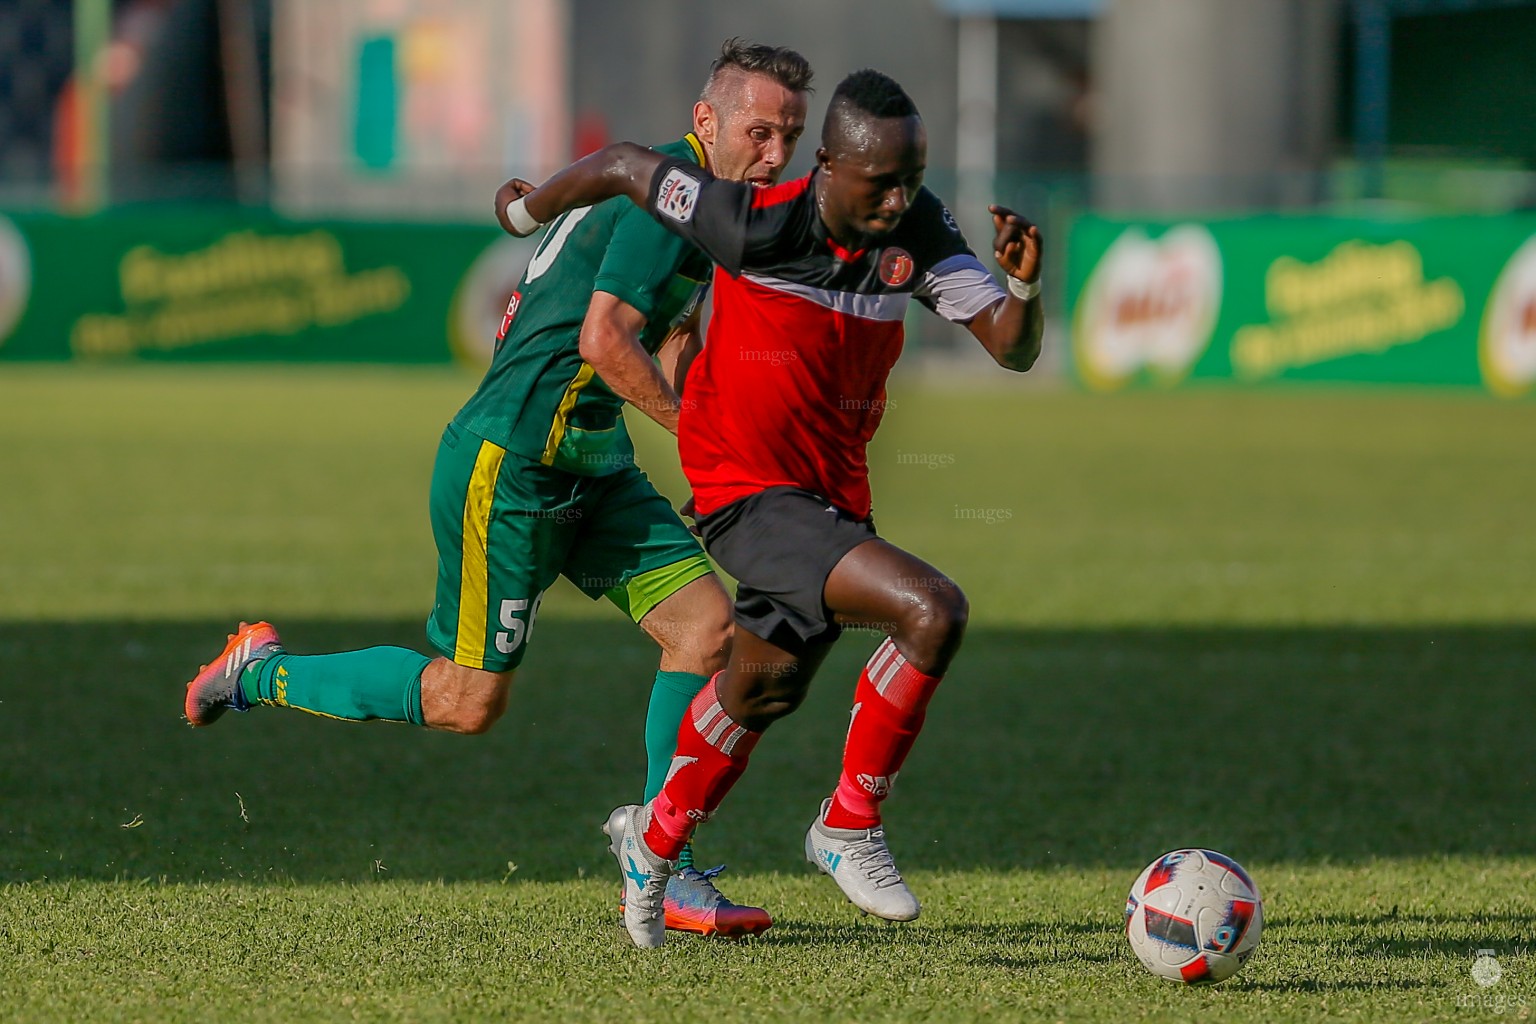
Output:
[
  {"xmin": 645, "ymin": 673, "xmax": 760, "ymax": 860},
  {"xmin": 824, "ymin": 638, "xmax": 943, "ymax": 830}
]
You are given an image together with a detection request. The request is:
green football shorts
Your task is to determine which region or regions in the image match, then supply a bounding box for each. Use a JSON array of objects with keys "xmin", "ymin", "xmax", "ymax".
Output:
[{"xmin": 426, "ymin": 423, "xmax": 713, "ymax": 671}]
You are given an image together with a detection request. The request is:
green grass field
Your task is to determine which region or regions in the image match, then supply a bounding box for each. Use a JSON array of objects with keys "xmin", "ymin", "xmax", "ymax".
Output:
[{"xmin": 3, "ymin": 367, "xmax": 1535, "ymax": 1022}]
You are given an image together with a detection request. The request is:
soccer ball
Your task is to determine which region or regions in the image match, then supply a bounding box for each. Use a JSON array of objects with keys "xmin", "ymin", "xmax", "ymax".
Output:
[{"xmin": 1124, "ymin": 848, "xmax": 1263, "ymax": 983}]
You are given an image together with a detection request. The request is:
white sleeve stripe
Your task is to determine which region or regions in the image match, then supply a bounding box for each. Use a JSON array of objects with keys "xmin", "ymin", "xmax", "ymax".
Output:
[
  {"xmin": 922, "ymin": 253, "xmax": 988, "ymax": 281},
  {"xmin": 741, "ymin": 272, "xmax": 911, "ymax": 321},
  {"xmin": 916, "ymin": 254, "xmax": 1007, "ymax": 323}
]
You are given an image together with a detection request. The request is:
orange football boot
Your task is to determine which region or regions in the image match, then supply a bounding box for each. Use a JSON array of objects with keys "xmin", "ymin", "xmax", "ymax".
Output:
[{"xmin": 184, "ymin": 621, "xmax": 283, "ymax": 726}]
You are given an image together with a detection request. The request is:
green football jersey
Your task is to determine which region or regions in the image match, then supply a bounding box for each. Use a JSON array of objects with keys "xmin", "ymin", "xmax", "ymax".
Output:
[{"xmin": 453, "ymin": 134, "xmax": 712, "ymax": 476}]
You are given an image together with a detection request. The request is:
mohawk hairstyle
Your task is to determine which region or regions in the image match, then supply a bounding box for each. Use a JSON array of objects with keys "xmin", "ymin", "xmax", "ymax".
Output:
[
  {"xmin": 700, "ymin": 38, "xmax": 814, "ymax": 104},
  {"xmin": 828, "ymin": 69, "xmax": 918, "ymax": 120}
]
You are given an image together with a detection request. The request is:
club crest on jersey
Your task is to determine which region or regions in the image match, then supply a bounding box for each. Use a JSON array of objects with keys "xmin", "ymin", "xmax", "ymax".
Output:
[
  {"xmin": 879, "ymin": 248, "xmax": 914, "ymax": 287},
  {"xmin": 657, "ymin": 168, "xmax": 702, "ymax": 224}
]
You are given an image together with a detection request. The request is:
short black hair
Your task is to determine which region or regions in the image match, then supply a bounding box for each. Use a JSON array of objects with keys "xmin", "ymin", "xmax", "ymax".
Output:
[
  {"xmin": 821, "ymin": 69, "xmax": 920, "ymax": 158},
  {"xmin": 828, "ymin": 69, "xmax": 918, "ymax": 120},
  {"xmin": 701, "ymin": 38, "xmax": 814, "ymax": 103}
]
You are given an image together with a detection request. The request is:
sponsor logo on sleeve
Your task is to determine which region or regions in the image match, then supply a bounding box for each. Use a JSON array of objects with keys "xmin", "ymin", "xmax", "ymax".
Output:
[
  {"xmin": 657, "ymin": 168, "xmax": 703, "ymax": 224},
  {"xmin": 496, "ymin": 291, "xmax": 522, "ymax": 342}
]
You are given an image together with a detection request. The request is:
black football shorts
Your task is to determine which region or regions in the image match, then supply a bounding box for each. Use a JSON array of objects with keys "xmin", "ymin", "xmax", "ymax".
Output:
[{"xmin": 696, "ymin": 486, "xmax": 878, "ymax": 653}]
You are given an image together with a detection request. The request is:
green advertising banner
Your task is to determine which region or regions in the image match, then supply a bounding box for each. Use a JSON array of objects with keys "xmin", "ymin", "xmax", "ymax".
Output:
[
  {"xmin": 1066, "ymin": 214, "xmax": 1536, "ymax": 397},
  {"xmin": 0, "ymin": 210, "xmax": 540, "ymax": 367}
]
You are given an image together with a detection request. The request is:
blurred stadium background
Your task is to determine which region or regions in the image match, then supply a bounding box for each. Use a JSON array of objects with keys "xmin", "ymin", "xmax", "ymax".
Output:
[{"xmin": 1, "ymin": 0, "xmax": 1534, "ymax": 386}]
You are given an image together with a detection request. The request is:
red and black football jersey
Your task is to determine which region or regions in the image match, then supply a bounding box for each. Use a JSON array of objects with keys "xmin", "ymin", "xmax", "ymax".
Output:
[{"xmin": 645, "ymin": 160, "xmax": 1006, "ymax": 519}]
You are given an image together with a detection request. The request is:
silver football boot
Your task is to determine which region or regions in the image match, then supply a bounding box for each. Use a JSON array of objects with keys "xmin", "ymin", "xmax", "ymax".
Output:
[
  {"xmin": 603, "ymin": 804, "xmax": 675, "ymax": 948},
  {"xmin": 804, "ymin": 797, "xmax": 920, "ymax": 922}
]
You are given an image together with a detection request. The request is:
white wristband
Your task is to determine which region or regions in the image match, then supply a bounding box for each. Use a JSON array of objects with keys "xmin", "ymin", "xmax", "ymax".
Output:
[
  {"xmin": 1007, "ymin": 275, "xmax": 1041, "ymax": 301},
  {"xmin": 504, "ymin": 196, "xmax": 544, "ymax": 237}
]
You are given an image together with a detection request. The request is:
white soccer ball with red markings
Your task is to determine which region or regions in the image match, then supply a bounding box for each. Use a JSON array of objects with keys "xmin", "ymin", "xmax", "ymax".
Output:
[{"xmin": 1124, "ymin": 848, "xmax": 1263, "ymax": 983}]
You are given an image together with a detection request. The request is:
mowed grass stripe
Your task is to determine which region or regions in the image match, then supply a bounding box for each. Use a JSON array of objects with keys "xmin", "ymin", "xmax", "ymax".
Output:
[{"xmin": 1, "ymin": 368, "xmax": 1532, "ymax": 623}]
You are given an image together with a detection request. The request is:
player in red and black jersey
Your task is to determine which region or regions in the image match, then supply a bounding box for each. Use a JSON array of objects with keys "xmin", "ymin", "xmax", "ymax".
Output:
[{"xmin": 500, "ymin": 69, "xmax": 1042, "ymax": 947}]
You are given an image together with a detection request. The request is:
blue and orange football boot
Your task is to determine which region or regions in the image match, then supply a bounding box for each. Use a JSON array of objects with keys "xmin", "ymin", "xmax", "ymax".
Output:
[
  {"xmin": 603, "ymin": 805, "xmax": 773, "ymax": 938},
  {"xmin": 661, "ymin": 864, "xmax": 774, "ymax": 937},
  {"xmin": 184, "ymin": 621, "xmax": 283, "ymax": 726}
]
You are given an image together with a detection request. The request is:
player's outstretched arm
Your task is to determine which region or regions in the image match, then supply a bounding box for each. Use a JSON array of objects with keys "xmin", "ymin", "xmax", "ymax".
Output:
[
  {"xmin": 494, "ymin": 143, "xmax": 667, "ymax": 237},
  {"xmin": 965, "ymin": 205, "xmax": 1045, "ymax": 372},
  {"xmin": 578, "ymin": 291, "xmax": 685, "ymax": 436}
]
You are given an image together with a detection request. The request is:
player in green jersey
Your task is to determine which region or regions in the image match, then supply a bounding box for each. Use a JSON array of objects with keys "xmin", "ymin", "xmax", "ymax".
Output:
[{"xmin": 183, "ymin": 39, "xmax": 813, "ymax": 938}]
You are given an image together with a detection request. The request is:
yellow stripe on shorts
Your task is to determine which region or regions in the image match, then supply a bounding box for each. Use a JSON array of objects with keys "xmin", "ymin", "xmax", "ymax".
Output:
[
  {"xmin": 540, "ymin": 363, "xmax": 596, "ymax": 465},
  {"xmin": 455, "ymin": 438, "xmax": 507, "ymax": 668}
]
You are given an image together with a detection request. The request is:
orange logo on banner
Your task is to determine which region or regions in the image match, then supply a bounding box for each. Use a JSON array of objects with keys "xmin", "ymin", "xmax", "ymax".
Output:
[
  {"xmin": 1481, "ymin": 235, "xmax": 1536, "ymax": 398},
  {"xmin": 1074, "ymin": 225, "xmax": 1223, "ymax": 392},
  {"xmin": 0, "ymin": 216, "xmax": 31, "ymax": 349}
]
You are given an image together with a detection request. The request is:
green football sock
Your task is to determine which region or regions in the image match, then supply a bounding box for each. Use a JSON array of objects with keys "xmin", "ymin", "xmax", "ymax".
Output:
[
  {"xmin": 645, "ymin": 669, "xmax": 710, "ymax": 871},
  {"xmin": 239, "ymin": 648, "xmax": 429, "ymax": 725}
]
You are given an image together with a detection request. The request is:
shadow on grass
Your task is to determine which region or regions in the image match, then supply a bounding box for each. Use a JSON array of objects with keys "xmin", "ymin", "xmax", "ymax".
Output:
[
  {"xmin": 3, "ymin": 618, "xmax": 1534, "ymax": 885},
  {"xmin": 756, "ymin": 918, "xmax": 1114, "ymax": 950},
  {"xmin": 1275, "ymin": 910, "xmax": 1536, "ymax": 958},
  {"xmin": 977, "ymin": 955, "xmax": 1123, "ymax": 971},
  {"xmin": 1281, "ymin": 910, "xmax": 1536, "ymax": 928},
  {"xmin": 1240, "ymin": 979, "xmax": 1432, "ymax": 993}
]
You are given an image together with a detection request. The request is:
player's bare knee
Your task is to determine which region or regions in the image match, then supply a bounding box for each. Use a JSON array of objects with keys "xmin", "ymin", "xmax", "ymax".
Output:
[
  {"xmin": 720, "ymin": 668, "xmax": 807, "ymax": 731},
  {"xmin": 697, "ymin": 589, "xmax": 737, "ymax": 669},
  {"xmin": 939, "ymin": 584, "xmax": 971, "ymax": 638},
  {"xmin": 898, "ymin": 583, "xmax": 969, "ymax": 669},
  {"xmin": 657, "ymin": 615, "xmax": 732, "ymax": 672},
  {"xmin": 643, "ymin": 574, "xmax": 733, "ymax": 669},
  {"xmin": 696, "ymin": 615, "xmax": 733, "ymax": 675},
  {"xmin": 732, "ymin": 691, "xmax": 804, "ymax": 733}
]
